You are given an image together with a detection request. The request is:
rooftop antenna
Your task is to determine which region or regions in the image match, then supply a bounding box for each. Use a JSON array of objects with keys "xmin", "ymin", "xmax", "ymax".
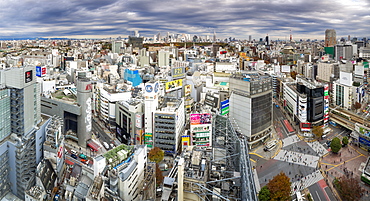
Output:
[{"xmin": 290, "ymin": 30, "xmax": 292, "ymax": 42}]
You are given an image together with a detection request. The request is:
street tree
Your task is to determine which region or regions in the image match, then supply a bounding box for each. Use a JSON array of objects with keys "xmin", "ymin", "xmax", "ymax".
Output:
[
  {"xmin": 342, "ymin": 136, "xmax": 349, "ymax": 146},
  {"xmin": 334, "ymin": 176, "xmax": 364, "ymax": 201},
  {"xmin": 330, "ymin": 137, "xmax": 342, "ymax": 153},
  {"xmin": 148, "ymin": 147, "xmax": 164, "ymax": 163},
  {"xmin": 312, "ymin": 126, "xmax": 324, "ymax": 138},
  {"xmin": 258, "ymin": 186, "xmax": 271, "ymax": 201},
  {"xmin": 267, "ymin": 171, "xmax": 291, "ymax": 201}
]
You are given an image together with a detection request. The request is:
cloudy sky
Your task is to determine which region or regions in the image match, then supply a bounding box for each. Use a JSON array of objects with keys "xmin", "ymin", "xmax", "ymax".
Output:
[{"xmin": 1, "ymin": 0, "xmax": 369, "ymax": 40}]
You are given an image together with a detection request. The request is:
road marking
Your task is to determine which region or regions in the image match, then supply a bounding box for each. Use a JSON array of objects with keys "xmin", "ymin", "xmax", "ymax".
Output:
[
  {"xmin": 249, "ymin": 152, "xmax": 264, "ymax": 158},
  {"xmin": 320, "ymin": 162, "xmax": 335, "ymax": 167},
  {"xmin": 250, "ymin": 158, "xmax": 256, "ymax": 163},
  {"xmin": 270, "ymin": 140, "xmax": 282, "ymax": 159},
  {"xmin": 316, "ymin": 191, "xmax": 322, "ymax": 201},
  {"xmin": 326, "ymin": 154, "xmax": 366, "ymax": 171}
]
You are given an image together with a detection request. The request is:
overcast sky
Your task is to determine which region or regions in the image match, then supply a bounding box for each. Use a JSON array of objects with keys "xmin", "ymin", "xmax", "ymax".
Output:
[{"xmin": 1, "ymin": 0, "xmax": 369, "ymax": 40}]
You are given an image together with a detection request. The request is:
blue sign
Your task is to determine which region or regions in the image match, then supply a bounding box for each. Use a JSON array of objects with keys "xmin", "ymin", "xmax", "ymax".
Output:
[
  {"xmin": 145, "ymin": 85, "xmax": 153, "ymax": 93},
  {"xmin": 221, "ymin": 99, "xmax": 229, "ymax": 109},
  {"xmin": 36, "ymin": 66, "xmax": 42, "ymax": 77},
  {"xmin": 359, "ymin": 137, "xmax": 370, "ymax": 147}
]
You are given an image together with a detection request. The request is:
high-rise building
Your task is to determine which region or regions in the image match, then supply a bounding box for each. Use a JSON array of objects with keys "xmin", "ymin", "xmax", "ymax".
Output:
[
  {"xmin": 325, "ymin": 29, "xmax": 336, "ymax": 47},
  {"xmin": 229, "ymin": 71, "xmax": 273, "ymax": 149},
  {"xmin": 0, "ymin": 66, "xmax": 44, "ymax": 199}
]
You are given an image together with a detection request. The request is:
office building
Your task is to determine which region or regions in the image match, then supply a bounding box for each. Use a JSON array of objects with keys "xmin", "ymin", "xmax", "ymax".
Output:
[
  {"xmin": 229, "ymin": 71, "xmax": 272, "ymax": 149},
  {"xmin": 325, "ymin": 29, "xmax": 336, "ymax": 47}
]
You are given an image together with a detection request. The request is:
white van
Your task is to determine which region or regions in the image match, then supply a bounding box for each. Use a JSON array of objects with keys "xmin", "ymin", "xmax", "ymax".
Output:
[
  {"xmin": 103, "ymin": 142, "xmax": 110, "ymax": 150},
  {"xmin": 264, "ymin": 140, "xmax": 277, "ymax": 151}
]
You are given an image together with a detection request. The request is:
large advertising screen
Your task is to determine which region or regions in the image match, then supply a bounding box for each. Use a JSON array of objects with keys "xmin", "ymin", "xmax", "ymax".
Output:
[
  {"xmin": 165, "ymin": 79, "xmax": 183, "ymax": 92},
  {"xmin": 190, "ymin": 113, "xmax": 212, "ymax": 125}
]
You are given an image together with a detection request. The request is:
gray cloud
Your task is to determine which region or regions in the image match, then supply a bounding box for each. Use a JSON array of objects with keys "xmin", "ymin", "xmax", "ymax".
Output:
[{"xmin": 1, "ymin": 0, "xmax": 369, "ymax": 40}]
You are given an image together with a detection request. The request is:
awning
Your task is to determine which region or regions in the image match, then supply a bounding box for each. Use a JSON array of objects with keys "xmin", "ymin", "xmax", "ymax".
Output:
[{"xmin": 65, "ymin": 159, "xmax": 74, "ymax": 166}]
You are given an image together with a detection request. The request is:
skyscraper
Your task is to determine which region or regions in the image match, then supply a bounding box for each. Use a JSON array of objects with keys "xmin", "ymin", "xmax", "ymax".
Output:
[{"xmin": 325, "ymin": 29, "xmax": 336, "ymax": 47}]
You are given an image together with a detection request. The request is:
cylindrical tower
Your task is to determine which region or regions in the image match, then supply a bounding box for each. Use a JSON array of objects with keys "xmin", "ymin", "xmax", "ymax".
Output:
[{"xmin": 77, "ymin": 78, "xmax": 92, "ymax": 146}]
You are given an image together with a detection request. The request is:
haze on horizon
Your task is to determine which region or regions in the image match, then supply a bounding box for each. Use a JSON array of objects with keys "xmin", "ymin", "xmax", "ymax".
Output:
[{"xmin": 1, "ymin": 0, "xmax": 369, "ymax": 40}]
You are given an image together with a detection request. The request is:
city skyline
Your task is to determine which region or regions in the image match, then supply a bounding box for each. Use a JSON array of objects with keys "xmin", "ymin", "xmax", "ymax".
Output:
[{"xmin": 1, "ymin": 0, "xmax": 370, "ymax": 40}]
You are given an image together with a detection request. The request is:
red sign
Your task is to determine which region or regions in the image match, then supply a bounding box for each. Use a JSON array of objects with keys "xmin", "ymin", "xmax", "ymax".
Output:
[
  {"xmin": 85, "ymin": 84, "xmax": 92, "ymax": 91},
  {"xmin": 57, "ymin": 146, "xmax": 63, "ymax": 158},
  {"xmin": 41, "ymin": 67, "xmax": 46, "ymax": 75}
]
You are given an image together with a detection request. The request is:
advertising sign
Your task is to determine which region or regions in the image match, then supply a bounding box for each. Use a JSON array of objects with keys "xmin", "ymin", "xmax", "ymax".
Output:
[
  {"xmin": 184, "ymin": 85, "xmax": 191, "ymax": 97},
  {"xmin": 281, "ymin": 65, "xmax": 290, "ymax": 73},
  {"xmin": 165, "ymin": 79, "xmax": 183, "ymax": 92},
  {"xmin": 25, "ymin": 70, "xmax": 32, "ymax": 83},
  {"xmin": 300, "ymin": 122, "xmax": 311, "ymax": 132},
  {"xmin": 220, "ymin": 99, "xmax": 229, "ymax": 115},
  {"xmin": 135, "ymin": 113, "xmax": 142, "ymax": 129},
  {"xmin": 172, "ymin": 67, "xmax": 185, "ymax": 79},
  {"xmin": 182, "ymin": 135, "xmax": 191, "ymax": 147},
  {"xmin": 190, "ymin": 113, "xmax": 212, "ymax": 125},
  {"xmin": 36, "ymin": 66, "xmax": 42, "ymax": 77},
  {"xmin": 144, "ymin": 133, "xmax": 153, "ymax": 148}
]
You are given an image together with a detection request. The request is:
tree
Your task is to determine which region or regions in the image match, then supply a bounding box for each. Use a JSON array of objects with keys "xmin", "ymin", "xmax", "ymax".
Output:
[
  {"xmin": 312, "ymin": 126, "xmax": 324, "ymax": 138},
  {"xmin": 330, "ymin": 137, "xmax": 342, "ymax": 153},
  {"xmin": 258, "ymin": 186, "xmax": 271, "ymax": 201},
  {"xmin": 155, "ymin": 163, "xmax": 164, "ymax": 186},
  {"xmin": 335, "ymin": 176, "xmax": 364, "ymax": 201},
  {"xmin": 353, "ymin": 102, "xmax": 362, "ymax": 110},
  {"xmin": 290, "ymin": 71, "xmax": 297, "ymax": 80},
  {"xmin": 148, "ymin": 147, "xmax": 164, "ymax": 163},
  {"xmin": 267, "ymin": 172, "xmax": 291, "ymax": 201},
  {"xmin": 342, "ymin": 136, "xmax": 349, "ymax": 146}
]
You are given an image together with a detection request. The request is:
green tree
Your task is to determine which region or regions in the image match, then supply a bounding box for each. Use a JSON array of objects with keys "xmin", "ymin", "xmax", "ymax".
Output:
[
  {"xmin": 330, "ymin": 137, "xmax": 342, "ymax": 153},
  {"xmin": 267, "ymin": 172, "xmax": 291, "ymax": 201},
  {"xmin": 148, "ymin": 147, "xmax": 164, "ymax": 163},
  {"xmin": 258, "ymin": 186, "xmax": 271, "ymax": 201},
  {"xmin": 336, "ymin": 176, "xmax": 364, "ymax": 201},
  {"xmin": 342, "ymin": 136, "xmax": 349, "ymax": 146},
  {"xmin": 312, "ymin": 126, "xmax": 324, "ymax": 138}
]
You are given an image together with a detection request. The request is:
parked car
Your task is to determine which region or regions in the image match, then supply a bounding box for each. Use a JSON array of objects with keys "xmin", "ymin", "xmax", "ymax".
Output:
[
  {"xmin": 103, "ymin": 142, "xmax": 110, "ymax": 150},
  {"xmin": 79, "ymin": 153, "xmax": 87, "ymax": 159},
  {"xmin": 71, "ymin": 154, "xmax": 78, "ymax": 159}
]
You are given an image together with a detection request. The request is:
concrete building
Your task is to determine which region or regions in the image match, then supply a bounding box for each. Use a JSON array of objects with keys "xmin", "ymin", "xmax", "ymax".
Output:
[
  {"xmin": 316, "ymin": 61, "xmax": 339, "ymax": 83},
  {"xmin": 335, "ymin": 44, "xmax": 353, "ymax": 61},
  {"xmin": 144, "ymin": 81, "xmax": 160, "ymax": 148},
  {"xmin": 325, "ymin": 29, "xmax": 336, "ymax": 47},
  {"xmin": 154, "ymin": 97, "xmax": 185, "ymax": 154},
  {"xmin": 229, "ymin": 71, "xmax": 272, "ymax": 149},
  {"xmin": 116, "ymin": 99, "xmax": 144, "ymax": 145}
]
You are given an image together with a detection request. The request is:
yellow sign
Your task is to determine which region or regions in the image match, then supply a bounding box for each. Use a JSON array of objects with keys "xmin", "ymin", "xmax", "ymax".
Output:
[
  {"xmin": 184, "ymin": 84, "xmax": 191, "ymax": 96},
  {"xmin": 165, "ymin": 79, "xmax": 183, "ymax": 92}
]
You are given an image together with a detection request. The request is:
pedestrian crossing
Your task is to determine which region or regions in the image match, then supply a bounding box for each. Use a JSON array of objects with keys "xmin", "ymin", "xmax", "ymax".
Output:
[
  {"xmin": 282, "ymin": 135, "xmax": 300, "ymax": 148},
  {"xmin": 274, "ymin": 149, "xmax": 319, "ymax": 168},
  {"xmin": 291, "ymin": 170, "xmax": 324, "ymax": 193},
  {"xmin": 306, "ymin": 141, "xmax": 329, "ymax": 157}
]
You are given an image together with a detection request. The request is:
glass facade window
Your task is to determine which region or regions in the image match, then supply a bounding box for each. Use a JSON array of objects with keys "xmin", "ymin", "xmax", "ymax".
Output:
[{"xmin": 251, "ymin": 92, "xmax": 272, "ymax": 134}]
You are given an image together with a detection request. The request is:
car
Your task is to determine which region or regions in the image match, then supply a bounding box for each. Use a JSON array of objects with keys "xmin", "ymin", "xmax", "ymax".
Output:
[
  {"xmin": 103, "ymin": 142, "xmax": 110, "ymax": 150},
  {"xmin": 79, "ymin": 153, "xmax": 87, "ymax": 159},
  {"xmin": 71, "ymin": 154, "xmax": 78, "ymax": 159},
  {"xmin": 84, "ymin": 160, "xmax": 90, "ymax": 165},
  {"xmin": 80, "ymin": 159, "xmax": 87, "ymax": 163},
  {"xmin": 71, "ymin": 150, "xmax": 77, "ymax": 155},
  {"xmin": 326, "ymin": 140, "xmax": 331, "ymax": 147}
]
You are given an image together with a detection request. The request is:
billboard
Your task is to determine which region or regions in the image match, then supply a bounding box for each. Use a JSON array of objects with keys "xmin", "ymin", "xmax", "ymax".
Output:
[
  {"xmin": 282, "ymin": 65, "xmax": 290, "ymax": 73},
  {"xmin": 184, "ymin": 85, "xmax": 191, "ymax": 97},
  {"xmin": 220, "ymin": 99, "xmax": 229, "ymax": 115},
  {"xmin": 25, "ymin": 70, "xmax": 32, "ymax": 83},
  {"xmin": 172, "ymin": 67, "xmax": 185, "ymax": 79},
  {"xmin": 300, "ymin": 122, "xmax": 311, "ymax": 132},
  {"xmin": 190, "ymin": 113, "xmax": 212, "ymax": 125},
  {"xmin": 165, "ymin": 79, "xmax": 183, "ymax": 92},
  {"xmin": 339, "ymin": 71, "xmax": 353, "ymax": 86},
  {"xmin": 182, "ymin": 135, "xmax": 191, "ymax": 147},
  {"xmin": 144, "ymin": 133, "xmax": 153, "ymax": 148},
  {"xmin": 135, "ymin": 113, "xmax": 142, "ymax": 129},
  {"xmin": 36, "ymin": 66, "xmax": 42, "ymax": 77}
]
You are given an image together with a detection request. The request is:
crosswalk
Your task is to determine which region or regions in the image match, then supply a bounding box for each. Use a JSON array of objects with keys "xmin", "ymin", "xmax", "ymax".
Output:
[
  {"xmin": 306, "ymin": 141, "xmax": 329, "ymax": 157},
  {"xmin": 274, "ymin": 149, "xmax": 319, "ymax": 168},
  {"xmin": 282, "ymin": 135, "xmax": 300, "ymax": 148},
  {"xmin": 291, "ymin": 170, "xmax": 324, "ymax": 193}
]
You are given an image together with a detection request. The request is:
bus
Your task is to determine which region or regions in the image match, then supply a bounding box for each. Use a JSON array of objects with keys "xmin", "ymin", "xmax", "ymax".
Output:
[{"xmin": 283, "ymin": 119, "xmax": 295, "ymax": 134}]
